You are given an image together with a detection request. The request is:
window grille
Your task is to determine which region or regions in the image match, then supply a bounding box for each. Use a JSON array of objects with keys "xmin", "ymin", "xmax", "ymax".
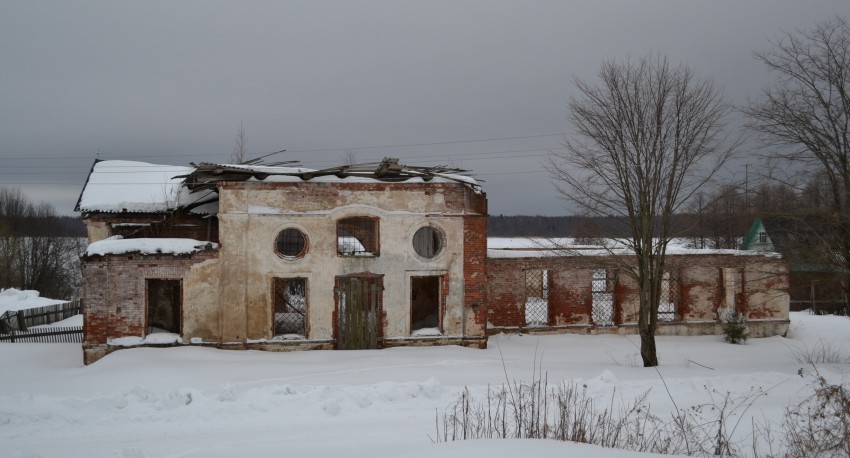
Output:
[
  {"xmin": 338, "ymin": 217, "xmax": 378, "ymax": 256},
  {"xmin": 592, "ymin": 269, "xmax": 615, "ymax": 326},
  {"xmin": 276, "ymin": 228, "xmax": 307, "ymax": 258},
  {"xmin": 524, "ymin": 269, "xmax": 549, "ymax": 326},
  {"xmin": 658, "ymin": 271, "xmax": 679, "ymax": 322},
  {"xmin": 273, "ymin": 277, "xmax": 306, "ymax": 338}
]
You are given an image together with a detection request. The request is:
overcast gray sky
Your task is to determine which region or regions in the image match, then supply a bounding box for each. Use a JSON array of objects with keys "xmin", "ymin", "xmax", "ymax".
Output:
[{"xmin": 2, "ymin": 0, "xmax": 848, "ymax": 216}]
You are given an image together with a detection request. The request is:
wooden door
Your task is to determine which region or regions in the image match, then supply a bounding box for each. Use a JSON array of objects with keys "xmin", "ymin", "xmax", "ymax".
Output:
[{"xmin": 336, "ymin": 276, "xmax": 381, "ymax": 350}]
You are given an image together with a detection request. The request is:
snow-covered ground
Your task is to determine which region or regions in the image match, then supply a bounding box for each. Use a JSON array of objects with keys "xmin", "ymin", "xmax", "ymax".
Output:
[{"xmin": 1, "ymin": 312, "xmax": 848, "ymax": 457}]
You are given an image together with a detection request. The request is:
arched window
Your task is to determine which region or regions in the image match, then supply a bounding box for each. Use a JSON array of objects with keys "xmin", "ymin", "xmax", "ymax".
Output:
[
  {"xmin": 412, "ymin": 226, "xmax": 443, "ymax": 258},
  {"xmin": 275, "ymin": 228, "xmax": 307, "ymax": 258},
  {"xmin": 337, "ymin": 217, "xmax": 379, "ymax": 256}
]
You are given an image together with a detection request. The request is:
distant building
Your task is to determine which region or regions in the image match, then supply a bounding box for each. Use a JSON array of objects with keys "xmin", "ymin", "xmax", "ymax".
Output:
[{"xmin": 742, "ymin": 216, "xmax": 847, "ymax": 314}]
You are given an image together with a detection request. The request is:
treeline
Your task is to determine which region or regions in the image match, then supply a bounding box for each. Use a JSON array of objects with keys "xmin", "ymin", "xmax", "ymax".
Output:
[
  {"xmin": 0, "ymin": 188, "xmax": 85, "ymax": 300},
  {"xmin": 490, "ymin": 172, "xmax": 836, "ymax": 247}
]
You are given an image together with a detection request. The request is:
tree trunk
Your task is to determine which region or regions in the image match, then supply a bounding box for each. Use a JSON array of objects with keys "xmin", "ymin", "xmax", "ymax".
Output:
[{"xmin": 639, "ymin": 326, "xmax": 658, "ymax": 367}]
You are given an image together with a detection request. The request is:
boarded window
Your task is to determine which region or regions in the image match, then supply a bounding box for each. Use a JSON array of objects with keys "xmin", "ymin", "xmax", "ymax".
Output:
[
  {"xmin": 411, "ymin": 276, "xmax": 441, "ymax": 335},
  {"xmin": 591, "ymin": 269, "xmax": 615, "ymax": 326},
  {"xmin": 273, "ymin": 277, "xmax": 307, "ymax": 338},
  {"xmin": 525, "ymin": 269, "xmax": 549, "ymax": 326},
  {"xmin": 146, "ymin": 279, "xmax": 181, "ymax": 334},
  {"xmin": 658, "ymin": 271, "xmax": 680, "ymax": 322},
  {"xmin": 412, "ymin": 227, "xmax": 443, "ymax": 258},
  {"xmin": 276, "ymin": 228, "xmax": 307, "ymax": 258},
  {"xmin": 338, "ymin": 217, "xmax": 379, "ymax": 256}
]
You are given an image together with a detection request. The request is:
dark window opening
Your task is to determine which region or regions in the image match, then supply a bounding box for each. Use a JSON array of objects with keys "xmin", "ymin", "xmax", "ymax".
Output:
[
  {"xmin": 337, "ymin": 217, "xmax": 379, "ymax": 256},
  {"xmin": 276, "ymin": 228, "xmax": 307, "ymax": 258},
  {"xmin": 273, "ymin": 277, "xmax": 307, "ymax": 338},
  {"xmin": 147, "ymin": 279, "xmax": 181, "ymax": 334},
  {"xmin": 758, "ymin": 231, "xmax": 767, "ymax": 244},
  {"xmin": 411, "ymin": 276, "xmax": 441, "ymax": 334},
  {"xmin": 413, "ymin": 227, "xmax": 443, "ymax": 258}
]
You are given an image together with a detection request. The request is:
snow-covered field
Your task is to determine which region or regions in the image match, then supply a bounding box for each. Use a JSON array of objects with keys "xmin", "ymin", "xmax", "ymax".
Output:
[{"xmin": 2, "ymin": 312, "xmax": 848, "ymax": 458}]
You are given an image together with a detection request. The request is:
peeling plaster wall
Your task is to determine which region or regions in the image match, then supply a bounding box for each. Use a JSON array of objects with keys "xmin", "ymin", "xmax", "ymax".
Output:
[{"xmin": 215, "ymin": 181, "xmax": 487, "ymax": 344}]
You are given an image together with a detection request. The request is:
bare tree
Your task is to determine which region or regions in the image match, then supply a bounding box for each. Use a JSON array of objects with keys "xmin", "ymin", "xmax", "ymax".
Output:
[
  {"xmin": 549, "ymin": 54, "xmax": 736, "ymax": 366},
  {"xmin": 230, "ymin": 122, "xmax": 248, "ymax": 164},
  {"xmin": 744, "ymin": 16, "xmax": 850, "ymax": 276},
  {"xmin": 343, "ymin": 150, "xmax": 357, "ymax": 166},
  {"xmin": 0, "ymin": 187, "xmax": 83, "ymax": 299}
]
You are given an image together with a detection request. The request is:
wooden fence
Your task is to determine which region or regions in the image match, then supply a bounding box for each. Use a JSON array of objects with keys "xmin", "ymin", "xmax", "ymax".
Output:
[
  {"xmin": 0, "ymin": 326, "xmax": 82, "ymax": 343},
  {"xmin": 0, "ymin": 299, "xmax": 81, "ymax": 332},
  {"xmin": 0, "ymin": 299, "xmax": 83, "ymax": 343}
]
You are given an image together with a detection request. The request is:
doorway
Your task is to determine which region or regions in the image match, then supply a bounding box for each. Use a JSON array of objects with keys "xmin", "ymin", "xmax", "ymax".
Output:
[
  {"xmin": 146, "ymin": 279, "xmax": 181, "ymax": 334},
  {"xmin": 336, "ymin": 275, "xmax": 382, "ymax": 349}
]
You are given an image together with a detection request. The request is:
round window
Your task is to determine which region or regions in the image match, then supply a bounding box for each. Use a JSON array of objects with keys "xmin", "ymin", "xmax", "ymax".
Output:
[
  {"xmin": 413, "ymin": 226, "xmax": 443, "ymax": 258},
  {"xmin": 276, "ymin": 228, "xmax": 307, "ymax": 258}
]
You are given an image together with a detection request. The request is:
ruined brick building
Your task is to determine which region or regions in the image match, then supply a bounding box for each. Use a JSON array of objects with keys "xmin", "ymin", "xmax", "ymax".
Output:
[{"xmin": 77, "ymin": 159, "xmax": 789, "ymax": 364}]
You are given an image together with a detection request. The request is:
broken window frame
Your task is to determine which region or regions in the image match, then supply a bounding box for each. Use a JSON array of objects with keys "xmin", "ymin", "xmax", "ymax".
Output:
[
  {"xmin": 412, "ymin": 226, "xmax": 444, "ymax": 259},
  {"xmin": 272, "ymin": 277, "xmax": 308, "ymax": 339},
  {"xmin": 337, "ymin": 216, "xmax": 380, "ymax": 257},
  {"xmin": 275, "ymin": 228, "xmax": 308, "ymax": 258}
]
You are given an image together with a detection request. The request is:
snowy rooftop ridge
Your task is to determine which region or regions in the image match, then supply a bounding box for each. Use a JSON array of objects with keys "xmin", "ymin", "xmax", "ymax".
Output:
[{"xmin": 85, "ymin": 236, "xmax": 219, "ymax": 257}]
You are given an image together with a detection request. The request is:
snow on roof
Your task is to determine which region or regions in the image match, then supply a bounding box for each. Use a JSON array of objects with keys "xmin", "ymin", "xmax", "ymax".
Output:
[
  {"xmin": 85, "ymin": 236, "xmax": 218, "ymax": 257},
  {"xmin": 487, "ymin": 237, "xmax": 781, "ymax": 258},
  {"xmin": 76, "ymin": 160, "xmax": 218, "ymax": 214},
  {"xmin": 0, "ymin": 288, "xmax": 67, "ymax": 315},
  {"xmin": 186, "ymin": 161, "xmax": 481, "ymax": 189},
  {"xmin": 77, "ymin": 159, "xmax": 480, "ymax": 215}
]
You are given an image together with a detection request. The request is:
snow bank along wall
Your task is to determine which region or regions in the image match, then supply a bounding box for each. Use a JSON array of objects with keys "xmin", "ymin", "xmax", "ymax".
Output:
[
  {"xmin": 487, "ymin": 251, "xmax": 790, "ymax": 337},
  {"xmin": 81, "ymin": 179, "xmax": 488, "ymax": 364}
]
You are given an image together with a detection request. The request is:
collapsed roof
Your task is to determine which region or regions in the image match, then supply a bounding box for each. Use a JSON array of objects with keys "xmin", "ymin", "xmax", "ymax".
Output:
[{"xmin": 76, "ymin": 158, "xmax": 480, "ymax": 215}]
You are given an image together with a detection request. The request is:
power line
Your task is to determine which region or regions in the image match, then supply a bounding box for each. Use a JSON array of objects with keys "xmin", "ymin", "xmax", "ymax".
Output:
[
  {"xmin": 0, "ymin": 133, "xmax": 566, "ymax": 160},
  {"xmin": 0, "ymin": 150, "xmax": 563, "ymax": 175}
]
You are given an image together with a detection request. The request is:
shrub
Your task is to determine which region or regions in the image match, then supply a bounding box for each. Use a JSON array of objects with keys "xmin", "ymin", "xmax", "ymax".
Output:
[
  {"xmin": 723, "ymin": 311, "xmax": 749, "ymax": 344},
  {"xmin": 789, "ymin": 339, "xmax": 848, "ymax": 364},
  {"xmin": 783, "ymin": 369, "xmax": 850, "ymax": 457}
]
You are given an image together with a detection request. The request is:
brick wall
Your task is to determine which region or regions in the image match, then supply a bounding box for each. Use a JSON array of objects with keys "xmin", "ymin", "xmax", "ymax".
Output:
[
  {"xmin": 463, "ymin": 215, "xmax": 488, "ymax": 337},
  {"xmin": 81, "ymin": 249, "xmax": 219, "ymax": 347},
  {"xmin": 487, "ymin": 253, "xmax": 789, "ymax": 331}
]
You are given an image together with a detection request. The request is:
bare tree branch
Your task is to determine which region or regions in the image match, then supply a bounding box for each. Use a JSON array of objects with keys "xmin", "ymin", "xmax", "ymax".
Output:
[{"xmin": 548, "ymin": 53, "xmax": 737, "ymax": 366}]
